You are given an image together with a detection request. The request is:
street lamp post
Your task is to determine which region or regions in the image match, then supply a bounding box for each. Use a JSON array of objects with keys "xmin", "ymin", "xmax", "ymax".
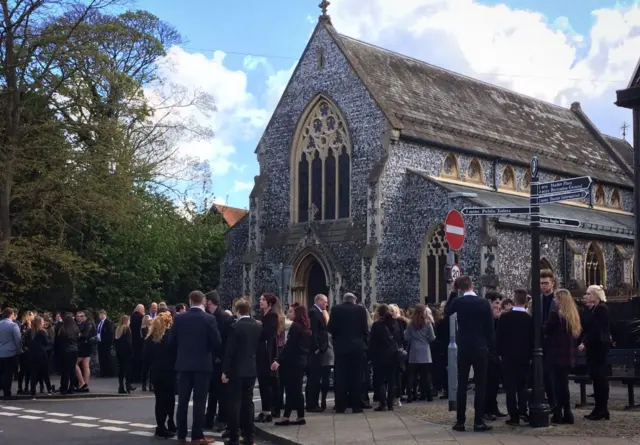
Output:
[{"xmin": 445, "ymin": 191, "xmax": 477, "ymax": 412}]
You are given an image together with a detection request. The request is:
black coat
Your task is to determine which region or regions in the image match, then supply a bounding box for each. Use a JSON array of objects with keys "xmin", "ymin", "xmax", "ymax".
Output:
[
  {"xmin": 98, "ymin": 318, "xmax": 114, "ymax": 346},
  {"xmin": 169, "ymin": 307, "xmax": 221, "ymax": 373},
  {"xmin": 114, "ymin": 329, "xmax": 133, "ymax": 360},
  {"xmin": 327, "ymin": 302, "xmax": 369, "ymax": 356},
  {"xmin": 142, "ymin": 332, "xmax": 176, "ymax": 378},
  {"xmin": 309, "ymin": 305, "xmax": 328, "ymax": 354},
  {"xmin": 278, "ymin": 322, "xmax": 310, "ymax": 369},
  {"xmin": 369, "ymin": 317, "xmax": 402, "ymax": 366},
  {"xmin": 223, "ymin": 317, "xmax": 262, "ymax": 379},
  {"xmin": 256, "ymin": 310, "xmax": 279, "ymax": 376}
]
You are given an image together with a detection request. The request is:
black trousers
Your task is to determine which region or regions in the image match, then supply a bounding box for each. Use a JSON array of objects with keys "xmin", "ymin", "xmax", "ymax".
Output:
[
  {"xmin": 152, "ymin": 371, "xmax": 175, "ymax": 430},
  {"xmin": 283, "ymin": 365, "xmax": 305, "ymax": 419},
  {"xmin": 17, "ymin": 353, "xmax": 30, "ymax": 392},
  {"xmin": 407, "ymin": 363, "xmax": 432, "ymax": 399},
  {"xmin": 334, "ymin": 352, "xmax": 364, "ymax": 412},
  {"xmin": 457, "ymin": 348, "xmax": 488, "ymax": 425},
  {"xmin": 98, "ymin": 343, "xmax": 114, "ymax": 377},
  {"xmin": 206, "ymin": 362, "xmax": 225, "ymax": 425},
  {"xmin": 177, "ymin": 371, "xmax": 211, "ymax": 441},
  {"xmin": 0, "ymin": 355, "xmax": 18, "ymax": 397},
  {"xmin": 257, "ymin": 373, "xmax": 281, "ymax": 415},
  {"xmin": 131, "ymin": 342, "xmax": 142, "ymax": 383},
  {"xmin": 117, "ymin": 356, "xmax": 131, "ymax": 389},
  {"xmin": 432, "ymin": 354, "xmax": 447, "ymax": 393},
  {"xmin": 502, "ymin": 361, "xmax": 529, "ymax": 419},
  {"xmin": 305, "ymin": 353, "xmax": 323, "ymax": 408},
  {"xmin": 362, "ymin": 358, "xmax": 372, "ymax": 404},
  {"xmin": 59, "ymin": 351, "xmax": 78, "ymax": 393},
  {"xmin": 373, "ymin": 363, "xmax": 396, "ymax": 409},
  {"xmin": 228, "ymin": 376, "xmax": 256, "ymax": 445},
  {"xmin": 485, "ymin": 356, "xmax": 501, "ymax": 414},
  {"xmin": 588, "ymin": 351, "xmax": 610, "ymax": 412},
  {"xmin": 321, "ymin": 366, "xmax": 331, "ymax": 406},
  {"xmin": 29, "ymin": 355, "xmax": 51, "ymax": 395},
  {"xmin": 551, "ymin": 366, "xmax": 570, "ymax": 410}
]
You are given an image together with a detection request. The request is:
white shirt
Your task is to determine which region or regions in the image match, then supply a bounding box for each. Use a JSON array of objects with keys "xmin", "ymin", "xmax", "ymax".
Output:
[
  {"xmin": 237, "ymin": 315, "xmax": 250, "ymax": 321},
  {"xmin": 512, "ymin": 307, "xmax": 527, "ymax": 312},
  {"xmin": 463, "ymin": 291, "xmax": 478, "ymax": 297},
  {"xmin": 97, "ymin": 319, "xmax": 104, "ymax": 342}
]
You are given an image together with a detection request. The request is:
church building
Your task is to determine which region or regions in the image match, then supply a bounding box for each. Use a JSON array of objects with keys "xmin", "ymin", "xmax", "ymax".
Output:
[{"xmin": 218, "ymin": 4, "xmax": 636, "ymax": 309}]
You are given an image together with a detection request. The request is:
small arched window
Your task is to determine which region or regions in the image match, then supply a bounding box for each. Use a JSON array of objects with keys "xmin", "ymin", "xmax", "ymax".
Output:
[
  {"xmin": 594, "ymin": 185, "xmax": 605, "ymax": 206},
  {"xmin": 466, "ymin": 159, "xmax": 483, "ymax": 184},
  {"xmin": 610, "ymin": 188, "xmax": 621, "ymax": 209},
  {"xmin": 521, "ymin": 169, "xmax": 531, "ymax": 192},
  {"xmin": 441, "ymin": 153, "xmax": 459, "ymax": 179},
  {"xmin": 500, "ymin": 165, "xmax": 516, "ymax": 191},
  {"xmin": 586, "ymin": 243, "xmax": 605, "ymax": 287}
]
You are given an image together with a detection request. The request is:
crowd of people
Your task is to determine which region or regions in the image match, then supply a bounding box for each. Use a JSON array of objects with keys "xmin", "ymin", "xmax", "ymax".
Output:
[{"xmin": 0, "ymin": 267, "xmax": 613, "ymax": 442}]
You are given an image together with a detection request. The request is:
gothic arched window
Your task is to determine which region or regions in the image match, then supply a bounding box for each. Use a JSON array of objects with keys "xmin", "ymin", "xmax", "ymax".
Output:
[
  {"xmin": 586, "ymin": 243, "xmax": 605, "ymax": 287},
  {"xmin": 441, "ymin": 153, "xmax": 460, "ymax": 179},
  {"xmin": 291, "ymin": 96, "xmax": 351, "ymax": 223},
  {"xmin": 466, "ymin": 158, "xmax": 483, "ymax": 184},
  {"xmin": 521, "ymin": 169, "xmax": 531, "ymax": 192},
  {"xmin": 500, "ymin": 165, "xmax": 516, "ymax": 191},
  {"xmin": 420, "ymin": 224, "xmax": 459, "ymax": 304},
  {"xmin": 594, "ymin": 185, "xmax": 605, "ymax": 206},
  {"xmin": 610, "ymin": 188, "xmax": 621, "ymax": 209}
]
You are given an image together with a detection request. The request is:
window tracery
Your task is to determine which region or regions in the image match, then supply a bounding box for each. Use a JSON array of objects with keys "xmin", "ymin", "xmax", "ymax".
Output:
[
  {"xmin": 500, "ymin": 166, "xmax": 516, "ymax": 190},
  {"xmin": 466, "ymin": 159, "xmax": 483, "ymax": 184},
  {"xmin": 441, "ymin": 154, "xmax": 459, "ymax": 179}
]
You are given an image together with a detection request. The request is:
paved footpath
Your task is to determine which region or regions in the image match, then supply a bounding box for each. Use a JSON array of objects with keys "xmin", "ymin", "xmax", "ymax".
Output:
[{"xmin": 256, "ymin": 409, "xmax": 640, "ymax": 445}]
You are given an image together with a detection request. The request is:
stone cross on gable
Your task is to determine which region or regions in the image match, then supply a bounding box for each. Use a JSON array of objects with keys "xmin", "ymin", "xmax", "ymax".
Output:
[
  {"xmin": 319, "ymin": 0, "xmax": 331, "ymax": 20},
  {"xmin": 622, "ymin": 121, "xmax": 629, "ymax": 140}
]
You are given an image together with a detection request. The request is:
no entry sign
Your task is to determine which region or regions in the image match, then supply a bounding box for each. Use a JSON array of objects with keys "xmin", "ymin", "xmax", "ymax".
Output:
[{"xmin": 444, "ymin": 210, "xmax": 465, "ymax": 251}]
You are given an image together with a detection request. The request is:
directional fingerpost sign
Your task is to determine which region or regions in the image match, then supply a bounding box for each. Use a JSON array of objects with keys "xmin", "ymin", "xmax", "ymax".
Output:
[
  {"xmin": 540, "ymin": 216, "xmax": 581, "ymax": 227},
  {"xmin": 451, "ymin": 264, "xmax": 461, "ymax": 281},
  {"xmin": 538, "ymin": 176, "xmax": 592, "ymax": 196},
  {"xmin": 462, "ymin": 206, "xmax": 530, "ymax": 216},
  {"xmin": 444, "ymin": 210, "xmax": 465, "ymax": 251},
  {"xmin": 538, "ymin": 190, "xmax": 589, "ymax": 205}
]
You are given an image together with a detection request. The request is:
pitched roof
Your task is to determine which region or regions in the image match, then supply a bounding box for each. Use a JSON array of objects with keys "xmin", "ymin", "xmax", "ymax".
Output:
[
  {"xmin": 628, "ymin": 57, "xmax": 640, "ymax": 89},
  {"xmin": 331, "ymin": 29, "xmax": 631, "ymax": 186},
  {"xmin": 212, "ymin": 204, "xmax": 248, "ymax": 228},
  {"xmin": 603, "ymin": 135, "xmax": 633, "ymax": 170}
]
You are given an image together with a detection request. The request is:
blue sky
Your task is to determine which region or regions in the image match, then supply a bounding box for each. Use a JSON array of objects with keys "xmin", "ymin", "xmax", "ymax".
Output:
[{"xmin": 136, "ymin": 0, "xmax": 640, "ymax": 209}]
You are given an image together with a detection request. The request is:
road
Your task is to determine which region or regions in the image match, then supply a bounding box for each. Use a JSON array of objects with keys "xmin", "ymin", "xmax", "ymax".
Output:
[{"xmin": 0, "ymin": 385, "xmax": 282, "ymax": 445}]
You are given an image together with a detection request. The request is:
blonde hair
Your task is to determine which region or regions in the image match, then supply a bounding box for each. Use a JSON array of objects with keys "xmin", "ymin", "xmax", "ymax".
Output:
[
  {"xmin": 30, "ymin": 316, "xmax": 43, "ymax": 338},
  {"xmin": 148, "ymin": 312, "xmax": 173, "ymax": 343},
  {"xmin": 587, "ymin": 285, "xmax": 607, "ymax": 303},
  {"xmin": 322, "ymin": 309, "xmax": 329, "ymax": 324},
  {"xmin": 554, "ymin": 289, "xmax": 582, "ymax": 338},
  {"xmin": 115, "ymin": 315, "xmax": 130, "ymax": 339}
]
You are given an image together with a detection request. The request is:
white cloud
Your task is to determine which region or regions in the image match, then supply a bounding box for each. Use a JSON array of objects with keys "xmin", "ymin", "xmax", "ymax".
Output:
[
  {"xmin": 232, "ymin": 180, "xmax": 254, "ymax": 193},
  {"xmin": 328, "ymin": 0, "xmax": 639, "ymax": 137},
  {"xmin": 243, "ymin": 55, "xmax": 270, "ymax": 71}
]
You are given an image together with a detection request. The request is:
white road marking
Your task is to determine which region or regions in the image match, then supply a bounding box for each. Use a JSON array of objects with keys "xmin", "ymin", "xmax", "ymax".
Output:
[
  {"xmin": 0, "ymin": 412, "xmax": 19, "ymax": 416},
  {"xmin": 183, "ymin": 396, "xmax": 261, "ymax": 407},
  {"xmin": 73, "ymin": 415, "xmax": 99, "ymax": 420},
  {"xmin": 129, "ymin": 423, "xmax": 155, "ymax": 428},
  {"xmin": 18, "ymin": 415, "xmax": 43, "ymax": 420},
  {"xmin": 70, "ymin": 423, "xmax": 99, "ymax": 428},
  {"xmin": 47, "ymin": 412, "xmax": 73, "ymax": 417},
  {"xmin": 99, "ymin": 419, "xmax": 130, "ymax": 425},
  {"xmin": 129, "ymin": 431, "xmax": 155, "ymax": 437},
  {"xmin": 99, "ymin": 426, "xmax": 129, "ymax": 432},
  {"xmin": 23, "ymin": 409, "xmax": 46, "ymax": 414},
  {"xmin": 0, "ymin": 406, "xmax": 22, "ymax": 411},
  {"xmin": 43, "ymin": 419, "xmax": 70, "ymax": 424}
]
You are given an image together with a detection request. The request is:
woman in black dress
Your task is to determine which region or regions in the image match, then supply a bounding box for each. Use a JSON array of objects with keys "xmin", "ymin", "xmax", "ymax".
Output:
[
  {"xmin": 27, "ymin": 316, "xmax": 53, "ymax": 397},
  {"xmin": 114, "ymin": 315, "xmax": 136, "ymax": 394},
  {"xmin": 75, "ymin": 310, "xmax": 96, "ymax": 392},
  {"xmin": 57, "ymin": 315, "xmax": 80, "ymax": 395},
  {"xmin": 17, "ymin": 311, "xmax": 34, "ymax": 394},
  {"xmin": 369, "ymin": 304, "xmax": 403, "ymax": 411},
  {"xmin": 579, "ymin": 285, "xmax": 611, "ymax": 421},
  {"xmin": 255, "ymin": 293, "xmax": 285, "ymax": 423},
  {"xmin": 273, "ymin": 305, "xmax": 311, "ymax": 426},
  {"xmin": 142, "ymin": 312, "xmax": 176, "ymax": 438}
]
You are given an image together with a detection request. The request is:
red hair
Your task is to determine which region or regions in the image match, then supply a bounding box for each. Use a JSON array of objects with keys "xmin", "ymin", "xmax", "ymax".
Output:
[{"xmin": 294, "ymin": 305, "xmax": 311, "ymax": 335}]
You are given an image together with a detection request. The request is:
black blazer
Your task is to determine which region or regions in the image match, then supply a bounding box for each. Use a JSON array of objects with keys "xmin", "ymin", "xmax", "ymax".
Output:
[
  {"xmin": 278, "ymin": 322, "xmax": 310, "ymax": 369},
  {"xmin": 130, "ymin": 312, "xmax": 144, "ymax": 350},
  {"xmin": 327, "ymin": 302, "xmax": 369, "ymax": 356},
  {"xmin": 582, "ymin": 303, "xmax": 611, "ymax": 359},
  {"xmin": 170, "ymin": 307, "xmax": 221, "ymax": 372},
  {"xmin": 445, "ymin": 293, "xmax": 495, "ymax": 353},
  {"xmin": 256, "ymin": 310, "xmax": 279, "ymax": 375},
  {"xmin": 142, "ymin": 332, "xmax": 176, "ymax": 377},
  {"xmin": 497, "ymin": 309, "xmax": 533, "ymax": 365},
  {"xmin": 369, "ymin": 317, "xmax": 402, "ymax": 366},
  {"xmin": 27, "ymin": 330, "xmax": 50, "ymax": 360},
  {"xmin": 223, "ymin": 317, "xmax": 262, "ymax": 378},
  {"xmin": 114, "ymin": 329, "xmax": 133, "ymax": 360},
  {"xmin": 212, "ymin": 307, "xmax": 234, "ymax": 362},
  {"xmin": 98, "ymin": 318, "xmax": 114, "ymax": 345},
  {"xmin": 309, "ymin": 305, "xmax": 328, "ymax": 354}
]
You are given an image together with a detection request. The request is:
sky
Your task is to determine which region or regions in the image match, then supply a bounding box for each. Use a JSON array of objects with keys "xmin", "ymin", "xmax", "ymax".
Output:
[{"xmin": 134, "ymin": 0, "xmax": 640, "ymax": 210}]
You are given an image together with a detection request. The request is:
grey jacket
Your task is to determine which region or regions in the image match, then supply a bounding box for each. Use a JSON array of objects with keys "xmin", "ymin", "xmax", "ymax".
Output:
[
  {"xmin": 322, "ymin": 333, "xmax": 334, "ymax": 367},
  {"xmin": 0, "ymin": 318, "xmax": 22, "ymax": 358},
  {"xmin": 404, "ymin": 322, "xmax": 435, "ymax": 364}
]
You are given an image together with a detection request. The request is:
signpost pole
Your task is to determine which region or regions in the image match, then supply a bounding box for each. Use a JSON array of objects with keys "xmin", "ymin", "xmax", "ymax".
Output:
[
  {"xmin": 446, "ymin": 196, "xmax": 458, "ymax": 412},
  {"xmin": 529, "ymin": 155, "xmax": 550, "ymax": 427}
]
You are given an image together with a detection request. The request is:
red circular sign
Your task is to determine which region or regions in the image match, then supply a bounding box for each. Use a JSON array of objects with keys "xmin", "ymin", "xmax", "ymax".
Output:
[{"xmin": 444, "ymin": 210, "xmax": 465, "ymax": 251}]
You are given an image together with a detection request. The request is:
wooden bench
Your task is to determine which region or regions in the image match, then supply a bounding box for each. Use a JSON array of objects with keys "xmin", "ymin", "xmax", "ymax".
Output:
[{"xmin": 570, "ymin": 349, "xmax": 640, "ymax": 410}]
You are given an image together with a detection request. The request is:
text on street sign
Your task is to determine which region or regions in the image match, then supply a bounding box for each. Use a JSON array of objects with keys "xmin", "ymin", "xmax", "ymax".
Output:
[
  {"xmin": 461, "ymin": 206, "xmax": 530, "ymax": 216},
  {"xmin": 538, "ymin": 176, "xmax": 591, "ymax": 196},
  {"xmin": 538, "ymin": 190, "xmax": 588, "ymax": 205},
  {"xmin": 539, "ymin": 216, "xmax": 581, "ymax": 227}
]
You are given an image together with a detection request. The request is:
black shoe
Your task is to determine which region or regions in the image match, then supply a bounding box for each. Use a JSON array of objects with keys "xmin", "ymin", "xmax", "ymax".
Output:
[
  {"xmin": 473, "ymin": 422, "xmax": 493, "ymax": 432},
  {"xmin": 168, "ymin": 421, "xmax": 177, "ymax": 433},
  {"xmin": 154, "ymin": 428, "xmax": 175, "ymax": 439},
  {"xmin": 493, "ymin": 411, "xmax": 507, "ymax": 418},
  {"xmin": 254, "ymin": 413, "xmax": 272, "ymax": 423},
  {"xmin": 291, "ymin": 418, "xmax": 306, "ymax": 425},
  {"xmin": 306, "ymin": 407, "xmax": 324, "ymax": 413},
  {"xmin": 274, "ymin": 419, "xmax": 291, "ymax": 426},
  {"xmin": 505, "ymin": 418, "xmax": 520, "ymax": 426},
  {"xmin": 484, "ymin": 413, "xmax": 497, "ymax": 421},
  {"xmin": 374, "ymin": 406, "xmax": 387, "ymax": 412},
  {"xmin": 452, "ymin": 423, "xmax": 465, "ymax": 432},
  {"xmin": 352, "ymin": 409, "xmax": 364, "ymax": 414},
  {"xmin": 361, "ymin": 403, "xmax": 372, "ymax": 410},
  {"xmin": 142, "ymin": 385, "xmax": 147, "ymax": 392},
  {"xmin": 563, "ymin": 407, "xmax": 575, "ymax": 425},
  {"xmin": 118, "ymin": 387, "xmax": 127, "ymax": 394},
  {"xmin": 585, "ymin": 410, "xmax": 610, "ymax": 421},
  {"xmin": 551, "ymin": 407, "xmax": 563, "ymax": 424}
]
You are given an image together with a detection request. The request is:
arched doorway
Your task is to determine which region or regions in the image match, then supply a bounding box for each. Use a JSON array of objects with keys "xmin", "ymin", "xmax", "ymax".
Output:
[{"xmin": 291, "ymin": 250, "xmax": 330, "ymax": 308}]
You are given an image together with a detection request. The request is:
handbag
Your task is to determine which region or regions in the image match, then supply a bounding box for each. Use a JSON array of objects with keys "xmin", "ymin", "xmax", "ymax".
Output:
[{"xmin": 384, "ymin": 325, "xmax": 407, "ymax": 363}]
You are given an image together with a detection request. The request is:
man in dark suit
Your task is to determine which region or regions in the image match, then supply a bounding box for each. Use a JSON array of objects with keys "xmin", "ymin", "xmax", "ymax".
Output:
[
  {"xmin": 445, "ymin": 276, "xmax": 494, "ymax": 432},
  {"xmin": 497, "ymin": 288, "xmax": 533, "ymax": 425},
  {"xmin": 96, "ymin": 310, "xmax": 114, "ymax": 377},
  {"xmin": 130, "ymin": 304, "xmax": 145, "ymax": 382},
  {"xmin": 170, "ymin": 291, "xmax": 221, "ymax": 444},
  {"xmin": 327, "ymin": 292, "xmax": 369, "ymax": 413},
  {"xmin": 222, "ymin": 299, "xmax": 262, "ymax": 445},
  {"xmin": 205, "ymin": 290, "xmax": 234, "ymax": 430},
  {"xmin": 306, "ymin": 293, "xmax": 329, "ymax": 412}
]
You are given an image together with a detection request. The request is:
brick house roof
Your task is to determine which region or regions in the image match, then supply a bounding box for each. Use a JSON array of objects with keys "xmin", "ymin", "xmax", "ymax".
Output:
[
  {"xmin": 212, "ymin": 204, "xmax": 248, "ymax": 228},
  {"xmin": 321, "ymin": 22, "xmax": 631, "ymax": 186}
]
